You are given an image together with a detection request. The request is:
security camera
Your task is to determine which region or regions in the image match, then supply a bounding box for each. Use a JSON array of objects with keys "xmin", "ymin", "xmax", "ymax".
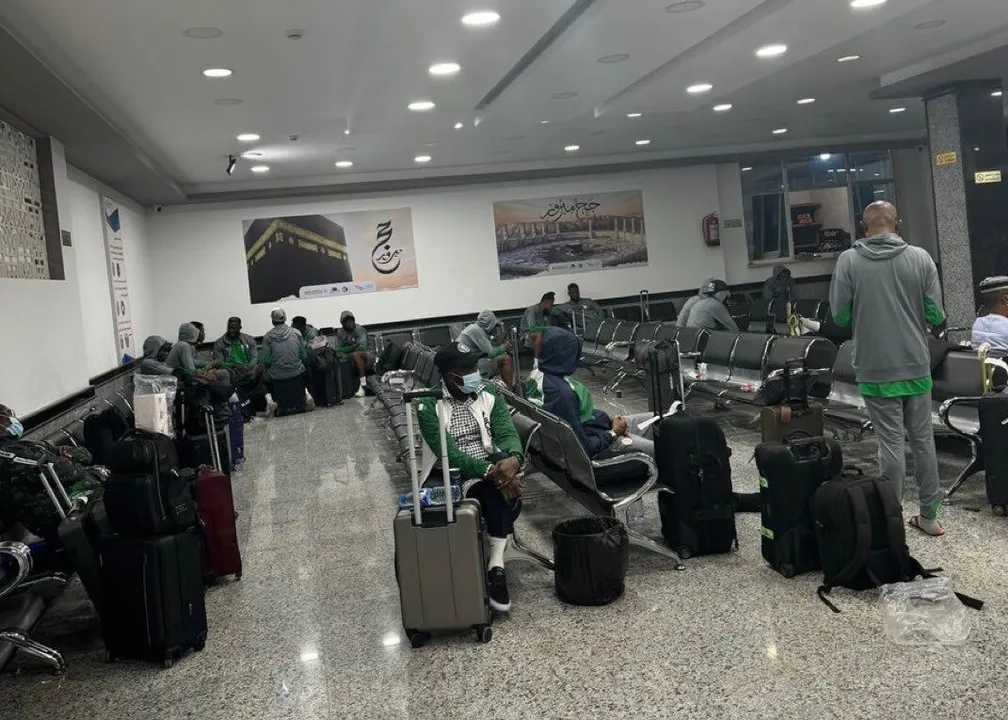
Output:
[{"xmin": 226, "ymin": 154, "xmax": 237, "ymax": 175}]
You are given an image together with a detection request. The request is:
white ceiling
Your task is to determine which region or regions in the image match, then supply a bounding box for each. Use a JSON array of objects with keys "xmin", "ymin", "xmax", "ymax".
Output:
[{"xmin": 2, "ymin": 0, "xmax": 1007, "ymax": 201}]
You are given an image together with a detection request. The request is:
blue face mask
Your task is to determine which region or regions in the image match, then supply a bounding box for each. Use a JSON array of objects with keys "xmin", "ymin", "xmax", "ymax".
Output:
[
  {"xmin": 458, "ymin": 371, "xmax": 483, "ymax": 395},
  {"xmin": 7, "ymin": 418, "xmax": 23, "ymax": 438}
]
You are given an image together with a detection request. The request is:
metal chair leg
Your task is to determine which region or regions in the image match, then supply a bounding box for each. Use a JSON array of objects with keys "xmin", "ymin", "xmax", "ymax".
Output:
[
  {"xmin": 615, "ymin": 507, "xmax": 685, "ymax": 570},
  {"xmin": 508, "ymin": 530, "xmax": 554, "ymax": 571},
  {"xmin": 944, "ymin": 446, "xmax": 983, "ymax": 503},
  {"xmin": 0, "ymin": 631, "xmax": 66, "ymax": 673}
]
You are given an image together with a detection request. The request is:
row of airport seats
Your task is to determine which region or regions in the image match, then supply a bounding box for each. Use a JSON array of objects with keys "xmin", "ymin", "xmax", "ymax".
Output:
[{"xmin": 365, "ymin": 343, "xmax": 442, "ymax": 459}]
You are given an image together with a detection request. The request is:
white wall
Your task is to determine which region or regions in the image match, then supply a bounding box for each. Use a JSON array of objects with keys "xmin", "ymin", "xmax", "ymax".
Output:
[
  {"xmin": 67, "ymin": 169, "xmax": 154, "ymax": 376},
  {"xmin": 147, "ymin": 166, "xmax": 729, "ymax": 339}
]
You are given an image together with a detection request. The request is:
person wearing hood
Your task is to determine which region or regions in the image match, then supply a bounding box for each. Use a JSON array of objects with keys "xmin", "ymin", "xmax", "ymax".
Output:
[
  {"xmin": 139, "ymin": 335, "xmax": 174, "ymax": 375},
  {"xmin": 539, "ymin": 327, "xmax": 654, "ymax": 457},
  {"xmin": 291, "ymin": 316, "xmax": 319, "ymax": 345},
  {"xmin": 829, "ymin": 201, "xmax": 946, "ymax": 537},
  {"xmin": 415, "ymin": 343, "xmax": 525, "ymax": 613},
  {"xmin": 972, "ymin": 276, "xmax": 1008, "ymax": 351},
  {"xmin": 456, "ymin": 310, "xmax": 515, "ymax": 388},
  {"xmin": 166, "ymin": 322, "xmax": 226, "ymax": 380},
  {"xmin": 676, "ymin": 277, "xmax": 717, "ymax": 328},
  {"xmin": 334, "ymin": 311, "xmax": 374, "ymax": 397},
  {"xmin": 685, "ymin": 279, "xmax": 739, "ymax": 332},
  {"xmin": 763, "ymin": 265, "xmax": 797, "ymax": 304},
  {"xmin": 261, "ymin": 308, "xmax": 308, "ymax": 383},
  {"xmin": 214, "ymin": 317, "xmax": 259, "ymax": 369}
]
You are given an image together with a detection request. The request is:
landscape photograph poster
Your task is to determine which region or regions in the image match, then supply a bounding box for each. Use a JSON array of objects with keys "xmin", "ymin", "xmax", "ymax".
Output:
[
  {"xmin": 493, "ymin": 190, "xmax": 648, "ymax": 280},
  {"xmin": 242, "ymin": 207, "xmax": 418, "ymax": 304}
]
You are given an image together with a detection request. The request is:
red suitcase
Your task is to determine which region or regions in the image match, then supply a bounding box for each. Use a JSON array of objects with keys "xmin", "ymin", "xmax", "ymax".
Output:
[{"xmin": 192, "ymin": 411, "xmax": 242, "ymax": 582}]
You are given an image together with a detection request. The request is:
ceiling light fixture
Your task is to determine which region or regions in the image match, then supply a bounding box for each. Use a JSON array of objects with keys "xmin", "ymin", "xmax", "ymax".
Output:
[
  {"xmin": 240, "ymin": 151, "xmax": 263, "ymax": 159},
  {"xmin": 408, "ymin": 100, "xmax": 436, "ymax": 111},
  {"xmin": 713, "ymin": 104, "xmax": 732, "ymax": 112},
  {"xmin": 250, "ymin": 165, "xmax": 270, "ymax": 173},
  {"xmin": 992, "ymin": 90, "xmax": 1003, "ymax": 97},
  {"xmin": 540, "ymin": 120, "xmax": 549, "ymax": 124},
  {"xmin": 850, "ymin": 0, "xmax": 887, "ymax": 8},
  {"xmin": 236, "ymin": 133, "xmax": 260, "ymax": 143},
  {"xmin": 772, "ymin": 127, "xmax": 788, "ymax": 135},
  {"xmin": 429, "ymin": 62, "xmax": 461, "ymax": 76},
  {"xmin": 797, "ymin": 97, "xmax": 816, "ymax": 105},
  {"xmin": 226, "ymin": 155, "xmax": 237, "ymax": 175},
  {"xmin": 335, "ymin": 160, "xmax": 354, "ymax": 169},
  {"xmin": 889, "ymin": 107, "xmax": 906, "ymax": 113},
  {"xmin": 461, "ymin": 10, "xmax": 500, "ymax": 27},
  {"xmin": 551, "ymin": 91, "xmax": 578, "ymax": 100},
  {"xmin": 837, "ymin": 54, "xmax": 861, "ymax": 63},
  {"xmin": 454, "ymin": 122, "xmax": 464, "ymax": 130},
  {"xmin": 666, "ymin": 1, "xmax": 705, "ymax": 13},
  {"xmin": 626, "ymin": 112, "xmax": 643, "ymax": 118},
  {"xmin": 565, "ymin": 144, "xmax": 580, "ymax": 152},
  {"xmin": 820, "ymin": 153, "xmax": 832, "ymax": 160},
  {"xmin": 687, "ymin": 83, "xmax": 713, "ymax": 94},
  {"xmin": 974, "ymin": 147, "xmax": 980, "ymax": 152},
  {"xmin": 636, "ymin": 139, "xmax": 651, "ymax": 146},
  {"xmin": 202, "ymin": 67, "xmax": 232, "ymax": 78},
  {"xmin": 914, "ymin": 20, "xmax": 946, "ymax": 29},
  {"xmin": 184, "ymin": 27, "xmax": 223, "ymax": 39},
  {"xmin": 414, "ymin": 155, "xmax": 432, "ymax": 164},
  {"xmin": 598, "ymin": 53, "xmax": 630, "ymax": 64},
  {"xmin": 742, "ymin": 166, "xmax": 753, "ymax": 172},
  {"xmin": 756, "ymin": 44, "xmax": 787, "ymax": 59}
]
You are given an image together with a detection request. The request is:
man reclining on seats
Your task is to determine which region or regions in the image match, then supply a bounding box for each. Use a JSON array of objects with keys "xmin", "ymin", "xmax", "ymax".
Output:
[
  {"xmin": 456, "ymin": 310, "xmax": 515, "ymax": 389},
  {"xmin": 538, "ymin": 327, "xmax": 654, "ymax": 458},
  {"xmin": 416, "ymin": 343, "xmax": 525, "ymax": 614},
  {"xmin": 335, "ymin": 311, "xmax": 375, "ymax": 397},
  {"xmin": 685, "ymin": 279, "xmax": 739, "ymax": 332},
  {"xmin": 972, "ymin": 276, "xmax": 1008, "ymax": 352},
  {"xmin": 166, "ymin": 323, "xmax": 229, "ymax": 381}
]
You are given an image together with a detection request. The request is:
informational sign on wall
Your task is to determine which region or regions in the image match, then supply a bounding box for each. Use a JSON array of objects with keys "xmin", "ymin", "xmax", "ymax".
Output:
[
  {"xmin": 100, "ymin": 196, "xmax": 135, "ymax": 359},
  {"xmin": 0, "ymin": 121, "xmax": 49, "ymax": 279},
  {"xmin": 242, "ymin": 208, "xmax": 418, "ymax": 304},
  {"xmin": 492, "ymin": 190, "xmax": 648, "ymax": 280}
]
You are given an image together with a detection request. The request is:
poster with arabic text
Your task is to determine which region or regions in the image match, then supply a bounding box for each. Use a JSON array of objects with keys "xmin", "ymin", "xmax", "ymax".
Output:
[{"xmin": 492, "ymin": 190, "xmax": 647, "ymax": 280}]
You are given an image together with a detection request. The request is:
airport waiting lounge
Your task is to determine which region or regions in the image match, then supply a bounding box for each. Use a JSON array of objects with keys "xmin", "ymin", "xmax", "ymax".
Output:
[{"xmin": 3, "ymin": 0, "xmax": 1008, "ymax": 717}]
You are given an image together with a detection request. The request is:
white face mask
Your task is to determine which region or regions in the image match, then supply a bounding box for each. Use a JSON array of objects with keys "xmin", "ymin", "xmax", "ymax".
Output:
[
  {"xmin": 7, "ymin": 417, "xmax": 23, "ymax": 438},
  {"xmin": 458, "ymin": 371, "xmax": 483, "ymax": 395}
]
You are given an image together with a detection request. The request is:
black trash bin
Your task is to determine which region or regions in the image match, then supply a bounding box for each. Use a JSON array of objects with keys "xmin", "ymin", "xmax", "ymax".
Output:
[{"xmin": 552, "ymin": 516, "xmax": 629, "ymax": 606}]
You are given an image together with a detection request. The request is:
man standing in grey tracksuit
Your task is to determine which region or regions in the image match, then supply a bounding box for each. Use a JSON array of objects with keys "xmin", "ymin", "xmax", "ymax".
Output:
[{"xmin": 829, "ymin": 201, "xmax": 946, "ymax": 536}]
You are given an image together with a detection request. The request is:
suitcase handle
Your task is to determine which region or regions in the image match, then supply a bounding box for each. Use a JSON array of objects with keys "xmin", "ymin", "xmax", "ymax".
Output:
[
  {"xmin": 404, "ymin": 395, "xmax": 454, "ymax": 525},
  {"xmin": 403, "ymin": 389, "xmax": 443, "ymax": 401}
]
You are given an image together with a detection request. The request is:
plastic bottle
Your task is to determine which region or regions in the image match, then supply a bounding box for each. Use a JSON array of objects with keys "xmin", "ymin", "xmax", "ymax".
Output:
[
  {"xmin": 398, "ymin": 484, "xmax": 462, "ymax": 509},
  {"xmin": 627, "ymin": 498, "xmax": 646, "ymax": 526}
]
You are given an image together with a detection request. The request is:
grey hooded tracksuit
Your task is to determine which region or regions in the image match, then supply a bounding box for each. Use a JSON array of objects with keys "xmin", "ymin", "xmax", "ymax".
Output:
[
  {"xmin": 261, "ymin": 323, "xmax": 306, "ymax": 381},
  {"xmin": 334, "ymin": 311, "xmax": 375, "ymax": 365},
  {"xmin": 685, "ymin": 290, "xmax": 739, "ymax": 332},
  {"xmin": 457, "ymin": 310, "xmax": 504, "ymax": 376},
  {"xmin": 763, "ymin": 265, "xmax": 798, "ymax": 304},
  {"xmin": 677, "ymin": 278, "xmax": 717, "ymax": 328},
  {"xmin": 165, "ymin": 323, "xmax": 201, "ymax": 373},
  {"xmin": 829, "ymin": 233, "xmax": 946, "ymax": 519}
]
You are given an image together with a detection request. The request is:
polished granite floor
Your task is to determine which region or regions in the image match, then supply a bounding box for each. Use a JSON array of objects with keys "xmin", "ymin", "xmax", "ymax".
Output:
[{"xmin": 4, "ymin": 376, "xmax": 1008, "ymax": 719}]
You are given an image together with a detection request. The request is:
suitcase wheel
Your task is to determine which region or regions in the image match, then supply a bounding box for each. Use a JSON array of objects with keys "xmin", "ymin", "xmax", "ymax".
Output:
[
  {"xmin": 194, "ymin": 639, "xmax": 206, "ymax": 653},
  {"xmin": 778, "ymin": 563, "xmax": 796, "ymax": 579},
  {"xmin": 476, "ymin": 625, "xmax": 493, "ymax": 644},
  {"xmin": 994, "ymin": 505, "xmax": 1006, "ymax": 517},
  {"xmin": 677, "ymin": 545, "xmax": 693, "ymax": 560},
  {"xmin": 406, "ymin": 630, "xmax": 429, "ymax": 649},
  {"xmin": 163, "ymin": 655, "xmax": 175, "ymax": 670},
  {"xmin": 104, "ymin": 649, "xmax": 115, "ymax": 664}
]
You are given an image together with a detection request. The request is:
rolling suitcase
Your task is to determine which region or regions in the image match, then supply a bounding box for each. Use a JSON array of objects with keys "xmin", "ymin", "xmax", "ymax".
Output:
[
  {"xmin": 57, "ymin": 499, "xmax": 109, "ymax": 615},
  {"xmin": 100, "ymin": 531, "xmax": 208, "ymax": 668},
  {"xmin": 394, "ymin": 388, "xmax": 492, "ymax": 647},
  {"xmin": 228, "ymin": 403, "xmax": 244, "ymax": 464},
  {"xmin": 978, "ymin": 394, "xmax": 1008, "ymax": 515},
  {"xmin": 191, "ymin": 419, "xmax": 242, "ymax": 583},
  {"xmin": 655, "ymin": 415, "xmax": 737, "ymax": 558},
  {"xmin": 754, "ymin": 436, "xmax": 843, "ymax": 577},
  {"xmin": 335, "ymin": 353, "xmax": 361, "ymax": 400},
  {"xmin": 102, "ymin": 470, "xmax": 196, "ymax": 537},
  {"xmin": 759, "ymin": 404, "xmax": 824, "ymax": 444},
  {"xmin": 637, "ymin": 339, "xmax": 684, "ymax": 417},
  {"xmin": 310, "ymin": 364, "xmax": 340, "ymax": 407},
  {"xmin": 272, "ymin": 375, "xmax": 307, "ymax": 416},
  {"xmin": 104, "ymin": 429, "xmax": 181, "ymax": 477}
]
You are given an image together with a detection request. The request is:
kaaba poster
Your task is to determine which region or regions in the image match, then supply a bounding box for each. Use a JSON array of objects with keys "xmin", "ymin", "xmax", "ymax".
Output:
[
  {"xmin": 493, "ymin": 190, "xmax": 648, "ymax": 280},
  {"xmin": 242, "ymin": 207, "xmax": 418, "ymax": 304}
]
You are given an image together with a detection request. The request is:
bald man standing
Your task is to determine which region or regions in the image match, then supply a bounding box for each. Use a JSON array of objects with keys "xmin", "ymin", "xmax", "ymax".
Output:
[{"xmin": 829, "ymin": 201, "xmax": 947, "ymax": 536}]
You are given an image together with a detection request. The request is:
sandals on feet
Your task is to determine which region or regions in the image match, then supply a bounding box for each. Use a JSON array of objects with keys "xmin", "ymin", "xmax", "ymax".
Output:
[{"xmin": 908, "ymin": 515, "xmax": 945, "ymax": 537}]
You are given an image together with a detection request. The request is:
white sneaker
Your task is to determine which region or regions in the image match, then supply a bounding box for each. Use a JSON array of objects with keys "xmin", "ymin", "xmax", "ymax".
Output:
[
  {"xmin": 354, "ymin": 386, "xmax": 365, "ymax": 398},
  {"xmin": 266, "ymin": 400, "xmax": 278, "ymax": 417}
]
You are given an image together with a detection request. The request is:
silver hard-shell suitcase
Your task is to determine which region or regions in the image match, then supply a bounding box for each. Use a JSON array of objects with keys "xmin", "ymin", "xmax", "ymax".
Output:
[{"xmin": 394, "ymin": 388, "xmax": 492, "ymax": 647}]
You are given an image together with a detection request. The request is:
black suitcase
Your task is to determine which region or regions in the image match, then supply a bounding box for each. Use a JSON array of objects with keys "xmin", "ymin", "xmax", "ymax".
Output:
[
  {"xmin": 103, "ymin": 471, "xmax": 196, "ymax": 537},
  {"xmin": 104, "ymin": 430, "xmax": 181, "ymax": 477},
  {"xmin": 57, "ymin": 499, "xmax": 109, "ymax": 614},
  {"xmin": 100, "ymin": 531, "xmax": 208, "ymax": 668},
  {"xmin": 754, "ymin": 436, "xmax": 843, "ymax": 577},
  {"xmin": 272, "ymin": 375, "xmax": 307, "ymax": 416},
  {"xmin": 637, "ymin": 340, "xmax": 683, "ymax": 417},
  {"xmin": 177, "ymin": 428, "xmax": 232, "ymax": 477},
  {"xmin": 335, "ymin": 354, "xmax": 361, "ymax": 399},
  {"xmin": 310, "ymin": 365, "xmax": 340, "ymax": 407},
  {"xmin": 655, "ymin": 415, "xmax": 737, "ymax": 558},
  {"xmin": 978, "ymin": 394, "xmax": 1008, "ymax": 514}
]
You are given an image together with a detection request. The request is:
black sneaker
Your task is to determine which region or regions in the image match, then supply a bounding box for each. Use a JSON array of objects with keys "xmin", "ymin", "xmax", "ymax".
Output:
[{"xmin": 487, "ymin": 567, "xmax": 511, "ymax": 613}]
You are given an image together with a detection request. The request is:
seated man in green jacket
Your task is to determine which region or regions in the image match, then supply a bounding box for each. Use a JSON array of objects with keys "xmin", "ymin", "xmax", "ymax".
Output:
[
  {"xmin": 416, "ymin": 343, "xmax": 525, "ymax": 613},
  {"xmin": 334, "ymin": 311, "xmax": 375, "ymax": 397}
]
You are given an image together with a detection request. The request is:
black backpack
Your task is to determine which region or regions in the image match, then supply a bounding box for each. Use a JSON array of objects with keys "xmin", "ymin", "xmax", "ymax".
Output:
[
  {"xmin": 810, "ymin": 472, "xmax": 982, "ymax": 612},
  {"xmin": 377, "ymin": 341, "xmax": 405, "ymax": 374}
]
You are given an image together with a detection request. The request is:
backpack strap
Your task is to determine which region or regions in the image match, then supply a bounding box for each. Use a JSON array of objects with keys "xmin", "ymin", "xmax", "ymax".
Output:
[
  {"xmin": 873, "ymin": 477, "xmax": 910, "ymax": 584},
  {"xmin": 817, "ymin": 483, "xmax": 873, "ymax": 612},
  {"xmin": 906, "ymin": 559, "xmax": 985, "ymax": 611}
]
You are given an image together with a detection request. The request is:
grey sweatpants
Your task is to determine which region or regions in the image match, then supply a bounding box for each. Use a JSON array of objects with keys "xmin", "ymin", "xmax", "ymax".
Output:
[
  {"xmin": 862, "ymin": 392, "xmax": 941, "ymax": 519},
  {"xmin": 608, "ymin": 412, "xmax": 655, "ymax": 457}
]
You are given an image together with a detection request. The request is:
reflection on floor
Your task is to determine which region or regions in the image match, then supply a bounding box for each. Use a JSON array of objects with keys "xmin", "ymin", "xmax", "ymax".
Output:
[{"xmin": 3, "ymin": 375, "xmax": 1008, "ymax": 719}]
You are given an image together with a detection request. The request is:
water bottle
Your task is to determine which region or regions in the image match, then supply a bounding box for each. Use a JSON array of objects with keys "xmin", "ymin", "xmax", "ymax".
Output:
[
  {"xmin": 628, "ymin": 498, "xmax": 646, "ymax": 526},
  {"xmin": 398, "ymin": 485, "xmax": 462, "ymax": 510}
]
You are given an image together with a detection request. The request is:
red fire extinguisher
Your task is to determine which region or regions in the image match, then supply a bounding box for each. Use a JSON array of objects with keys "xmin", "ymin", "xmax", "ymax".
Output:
[{"xmin": 702, "ymin": 212, "xmax": 720, "ymax": 247}]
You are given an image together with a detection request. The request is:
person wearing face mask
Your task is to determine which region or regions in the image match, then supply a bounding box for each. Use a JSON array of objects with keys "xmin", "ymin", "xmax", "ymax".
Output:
[
  {"xmin": 0, "ymin": 404, "xmax": 24, "ymax": 442},
  {"xmin": 684, "ymin": 279, "xmax": 740, "ymax": 332},
  {"xmin": 415, "ymin": 343, "xmax": 526, "ymax": 613}
]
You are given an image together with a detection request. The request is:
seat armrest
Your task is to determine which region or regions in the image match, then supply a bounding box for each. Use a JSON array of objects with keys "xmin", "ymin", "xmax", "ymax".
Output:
[
  {"xmin": 592, "ymin": 452, "xmax": 659, "ymax": 506},
  {"xmin": 938, "ymin": 396, "xmax": 983, "ymax": 440},
  {"xmin": 0, "ymin": 542, "xmax": 32, "ymax": 600},
  {"xmin": 681, "ymin": 351, "xmax": 702, "ymax": 360},
  {"xmin": 606, "ymin": 341, "xmax": 632, "ymax": 350}
]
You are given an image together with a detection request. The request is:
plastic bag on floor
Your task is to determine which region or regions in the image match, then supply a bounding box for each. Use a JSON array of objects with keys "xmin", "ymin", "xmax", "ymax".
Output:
[
  {"xmin": 880, "ymin": 577, "xmax": 972, "ymax": 645},
  {"xmin": 133, "ymin": 374, "xmax": 178, "ymax": 437}
]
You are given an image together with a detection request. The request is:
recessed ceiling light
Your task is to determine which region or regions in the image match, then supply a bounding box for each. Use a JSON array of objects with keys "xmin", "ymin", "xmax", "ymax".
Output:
[
  {"xmin": 974, "ymin": 147, "xmax": 980, "ymax": 152},
  {"xmin": 202, "ymin": 67, "xmax": 232, "ymax": 78},
  {"xmin": 565, "ymin": 145, "xmax": 580, "ymax": 152},
  {"xmin": 184, "ymin": 27, "xmax": 223, "ymax": 39},
  {"xmin": 756, "ymin": 44, "xmax": 787, "ymax": 59},
  {"xmin": 850, "ymin": 0, "xmax": 887, "ymax": 8},
  {"xmin": 214, "ymin": 98, "xmax": 242, "ymax": 106},
  {"xmin": 820, "ymin": 153, "xmax": 832, "ymax": 160},
  {"xmin": 626, "ymin": 112, "xmax": 643, "ymax": 118},
  {"xmin": 687, "ymin": 83, "xmax": 713, "ymax": 94},
  {"xmin": 797, "ymin": 97, "xmax": 816, "ymax": 105},
  {"xmin": 429, "ymin": 62, "xmax": 461, "ymax": 77},
  {"xmin": 454, "ymin": 122, "xmax": 464, "ymax": 130},
  {"xmin": 540, "ymin": 120, "xmax": 550, "ymax": 124},
  {"xmin": 772, "ymin": 127, "xmax": 788, "ymax": 134},
  {"xmin": 414, "ymin": 154, "xmax": 432, "ymax": 164},
  {"xmin": 992, "ymin": 90, "xmax": 1003, "ymax": 97},
  {"xmin": 837, "ymin": 54, "xmax": 861, "ymax": 63},
  {"xmin": 551, "ymin": 92, "xmax": 578, "ymax": 100},
  {"xmin": 666, "ymin": 1, "xmax": 705, "ymax": 13},
  {"xmin": 712, "ymin": 104, "xmax": 732, "ymax": 112},
  {"xmin": 636, "ymin": 139, "xmax": 651, "ymax": 146},
  {"xmin": 742, "ymin": 166, "xmax": 753, "ymax": 171},
  {"xmin": 236, "ymin": 133, "xmax": 260, "ymax": 143},
  {"xmin": 461, "ymin": 10, "xmax": 500, "ymax": 27},
  {"xmin": 874, "ymin": 172, "xmax": 880, "ymax": 176},
  {"xmin": 250, "ymin": 165, "xmax": 270, "ymax": 173},
  {"xmin": 598, "ymin": 53, "xmax": 630, "ymax": 64},
  {"xmin": 914, "ymin": 20, "xmax": 946, "ymax": 29},
  {"xmin": 335, "ymin": 160, "xmax": 354, "ymax": 169},
  {"xmin": 240, "ymin": 151, "xmax": 263, "ymax": 159},
  {"xmin": 408, "ymin": 100, "xmax": 436, "ymax": 111},
  {"xmin": 889, "ymin": 107, "xmax": 906, "ymax": 113}
]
